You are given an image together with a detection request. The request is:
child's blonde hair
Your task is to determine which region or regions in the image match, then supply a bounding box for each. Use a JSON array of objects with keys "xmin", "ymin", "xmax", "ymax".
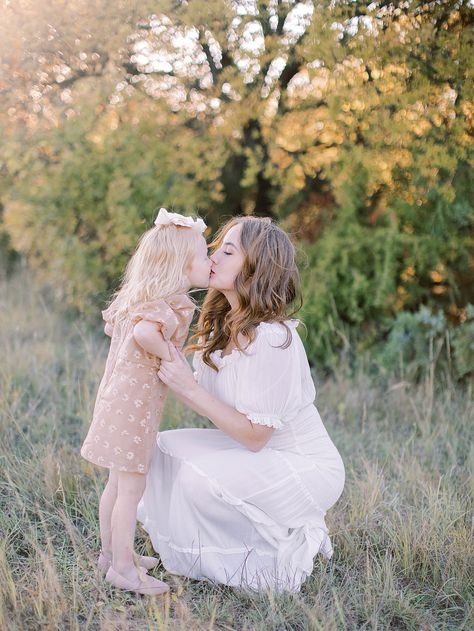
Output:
[{"xmin": 109, "ymin": 224, "xmax": 202, "ymax": 323}]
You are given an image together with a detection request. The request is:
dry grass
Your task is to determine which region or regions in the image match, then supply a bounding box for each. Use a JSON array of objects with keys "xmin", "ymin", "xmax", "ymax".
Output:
[{"xmin": 0, "ymin": 269, "xmax": 472, "ymax": 630}]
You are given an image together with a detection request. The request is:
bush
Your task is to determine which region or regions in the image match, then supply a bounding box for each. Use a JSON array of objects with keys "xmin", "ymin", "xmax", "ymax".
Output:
[
  {"xmin": 3, "ymin": 121, "xmax": 175, "ymax": 313},
  {"xmin": 297, "ymin": 159, "xmax": 474, "ymax": 375},
  {"xmin": 374, "ymin": 304, "xmax": 474, "ymax": 381}
]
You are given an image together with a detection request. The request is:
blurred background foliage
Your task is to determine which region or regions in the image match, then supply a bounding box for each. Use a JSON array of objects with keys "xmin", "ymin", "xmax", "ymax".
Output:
[{"xmin": 0, "ymin": 0, "xmax": 473, "ymax": 377}]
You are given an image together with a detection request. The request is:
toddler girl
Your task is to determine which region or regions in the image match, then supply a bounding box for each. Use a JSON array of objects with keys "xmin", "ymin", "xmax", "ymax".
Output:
[{"xmin": 81, "ymin": 208, "xmax": 211, "ymax": 595}]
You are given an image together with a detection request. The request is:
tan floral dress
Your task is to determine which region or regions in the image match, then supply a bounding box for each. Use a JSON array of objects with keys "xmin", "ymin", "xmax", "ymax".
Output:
[{"xmin": 81, "ymin": 294, "xmax": 195, "ymax": 473}]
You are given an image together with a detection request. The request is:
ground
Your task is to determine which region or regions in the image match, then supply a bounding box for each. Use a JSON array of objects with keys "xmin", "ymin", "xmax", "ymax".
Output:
[{"xmin": 0, "ymin": 271, "xmax": 472, "ymax": 630}]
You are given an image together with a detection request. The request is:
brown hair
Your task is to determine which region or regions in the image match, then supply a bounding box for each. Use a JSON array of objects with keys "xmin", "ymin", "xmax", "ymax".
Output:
[{"xmin": 187, "ymin": 216, "xmax": 302, "ymax": 370}]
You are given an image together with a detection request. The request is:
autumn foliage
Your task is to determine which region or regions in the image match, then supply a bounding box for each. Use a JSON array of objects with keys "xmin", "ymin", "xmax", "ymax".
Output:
[{"xmin": 1, "ymin": 0, "xmax": 473, "ymax": 370}]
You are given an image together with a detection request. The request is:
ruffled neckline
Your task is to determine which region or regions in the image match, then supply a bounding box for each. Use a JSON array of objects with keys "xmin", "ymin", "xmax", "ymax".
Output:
[
  {"xmin": 210, "ymin": 347, "xmax": 242, "ymax": 369},
  {"xmin": 210, "ymin": 319, "xmax": 299, "ymax": 369}
]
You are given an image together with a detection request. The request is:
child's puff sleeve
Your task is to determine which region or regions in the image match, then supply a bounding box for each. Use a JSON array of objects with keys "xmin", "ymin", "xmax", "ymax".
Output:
[
  {"xmin": 102, "ymin": 305, "xmax": 118, "ymax": 336},
  {"xmin": 102, "ymin": 304, "xmax": 117, "ymax": 325},
  {"xmin": 131, "ymin": 300, "xmax": 180, "ymax": 342}
]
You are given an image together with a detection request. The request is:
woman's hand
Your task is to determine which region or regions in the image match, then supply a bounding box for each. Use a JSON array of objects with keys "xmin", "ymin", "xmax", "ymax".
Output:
[{"xmin": 158, "ymin": 344, "xmax": 197, "ymax": 397}]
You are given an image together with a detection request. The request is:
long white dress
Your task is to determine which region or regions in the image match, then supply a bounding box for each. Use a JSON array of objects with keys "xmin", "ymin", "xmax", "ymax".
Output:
[{"xmin": 137, "ymin": 320, "xmax": 345, "ymax": 592}]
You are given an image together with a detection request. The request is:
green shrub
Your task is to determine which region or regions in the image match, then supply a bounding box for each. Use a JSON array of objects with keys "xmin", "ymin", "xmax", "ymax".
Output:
[
  {"xmin": 297, "ymin": 159, "xmax": 474, "ymax": 375},
  {"xmin": 374, "ymin": 305, "xmax": 474, "ymax": 381},
  {"xmin": 3, "ymin": 121, "xmax": 176, "ymax": 313}
]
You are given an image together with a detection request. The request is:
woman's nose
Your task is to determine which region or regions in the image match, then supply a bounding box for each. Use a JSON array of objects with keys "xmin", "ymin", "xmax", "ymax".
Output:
[{"xmin": 210, "ymin": 253, "xmax": 217, "ymax": 264}]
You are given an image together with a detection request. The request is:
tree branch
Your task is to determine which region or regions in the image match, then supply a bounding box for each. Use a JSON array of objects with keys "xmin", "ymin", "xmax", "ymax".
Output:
[{"xmin": 198, "ymin": 30, "xmax": 219, "ymax": 85}]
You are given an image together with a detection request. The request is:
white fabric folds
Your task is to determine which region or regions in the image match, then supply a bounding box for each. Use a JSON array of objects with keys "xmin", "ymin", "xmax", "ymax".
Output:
[{"xmin": 137, "ymin": 320, "xmax": 345, "ymax": 592}]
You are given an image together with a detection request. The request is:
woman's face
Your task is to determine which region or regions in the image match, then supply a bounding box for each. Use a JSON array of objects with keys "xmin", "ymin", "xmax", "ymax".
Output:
[{"xmin": 209, "ymin": 223, "xmax": 245, "ymax": 291}]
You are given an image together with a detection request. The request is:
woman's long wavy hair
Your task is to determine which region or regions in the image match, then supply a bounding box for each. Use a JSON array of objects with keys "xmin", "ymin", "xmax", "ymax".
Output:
[
  {"xmin": 108, "ymin": 224, "xmax": 202, "ymax": 324},
  {"xmin": 187, "ymin": 216, "xmax": 302, "ymax": 371}
]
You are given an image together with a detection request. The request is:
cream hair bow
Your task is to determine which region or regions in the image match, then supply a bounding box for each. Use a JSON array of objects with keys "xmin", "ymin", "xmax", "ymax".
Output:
[{"xmin": 154, "ymin": 207, "xmax": 206, "ymax": 233}]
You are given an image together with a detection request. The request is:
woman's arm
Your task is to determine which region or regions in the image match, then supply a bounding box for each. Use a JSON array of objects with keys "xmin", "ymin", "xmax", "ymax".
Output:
[
  {"xmin": 133, "ymin": 320, "xmax": 172, "ymax": 361},
  {"xmin": 178, "ymin": 382, "xmax": 274, "ymax": 452},
  {"xmin": 158, "ymin": 346, "xmax": 274, "ymax": 452}
]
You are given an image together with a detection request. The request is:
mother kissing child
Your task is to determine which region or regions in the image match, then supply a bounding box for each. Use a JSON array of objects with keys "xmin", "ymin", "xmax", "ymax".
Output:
[{"xmin": 138, "ymin": 215, "xmax": 345, "ymax": 592}]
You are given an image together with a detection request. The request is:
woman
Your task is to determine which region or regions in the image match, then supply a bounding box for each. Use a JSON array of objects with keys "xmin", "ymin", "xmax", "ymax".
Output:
[{"xmin": 137, "ymin": 216, "xmax": 345, "ymax": 592}]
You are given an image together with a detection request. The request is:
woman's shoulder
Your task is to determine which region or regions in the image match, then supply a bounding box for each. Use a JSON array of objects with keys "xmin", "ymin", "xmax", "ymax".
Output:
[
  {"xmin": 245, "ymin": 319, "xmax": 300, "ymax": 355},
  {"xmin": 193, "ymin": 319, "xmax": 301, "ymax": 370},
  {"xmin": 255, "ymin": 319, "xmax": 300, "ymax": 341}
]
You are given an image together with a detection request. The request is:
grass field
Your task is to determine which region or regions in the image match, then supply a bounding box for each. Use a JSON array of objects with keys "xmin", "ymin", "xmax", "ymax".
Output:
[{"xmin": 0, "ymin": 269, "xmax": 472, "ymax": 630}]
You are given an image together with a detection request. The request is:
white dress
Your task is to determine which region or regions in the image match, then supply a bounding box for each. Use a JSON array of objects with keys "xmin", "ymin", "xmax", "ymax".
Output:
[{"xmin": 137, "ymin": 320, "xmax": 345, "ymax": 592}]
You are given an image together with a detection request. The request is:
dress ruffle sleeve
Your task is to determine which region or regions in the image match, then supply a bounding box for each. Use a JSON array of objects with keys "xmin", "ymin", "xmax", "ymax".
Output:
[
  {"xmin": 131, "ymin": 300, "xmax": 180, "ymax": 342},
  {"xmin": 235, "ymin": 321, "xmax": 307, "ymax": 430},
  {"xmin": 102, "ymin": 304, "xmax": 118, "ymax": 326}
]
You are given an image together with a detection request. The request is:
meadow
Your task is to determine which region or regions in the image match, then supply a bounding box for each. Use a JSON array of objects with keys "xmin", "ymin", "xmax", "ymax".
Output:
[{"xmin": 0, "ymin": 269, "xmax": 472, "ymax": 631}]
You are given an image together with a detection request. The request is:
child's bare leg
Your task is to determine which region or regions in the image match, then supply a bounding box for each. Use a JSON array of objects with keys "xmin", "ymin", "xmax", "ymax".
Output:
[
  {"xmin": 98, "ymin": 468, "xmax": 157, "ymax": 572},
  {"xmin": 107, "ymin": 471, "xmax": 168, "ymax": 593},
  {"xmin": 99, "ymin": 469, "xmax": 118, "ymax": 556},
  {"xmin": 110, "ymin": 471, "xmax": 146, "ymax": 581}
]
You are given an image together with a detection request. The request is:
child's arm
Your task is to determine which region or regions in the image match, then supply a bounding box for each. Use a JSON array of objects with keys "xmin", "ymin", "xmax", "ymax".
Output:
[
  {"xmin": 133, "ymin": 320, "xmax": 172, "ymax": 361},
  {"xmin": 104, "ymin": 323, "xmax": 114, "ymax": 337}
]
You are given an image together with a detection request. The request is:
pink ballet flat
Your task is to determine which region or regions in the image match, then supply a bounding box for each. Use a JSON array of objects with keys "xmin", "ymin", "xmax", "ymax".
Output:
[
  {"xmin": 105, "ymin": 566, "xmax": 170, "ymax": 596},
  {"xmin": 98, "ymin": 551, "xmax": 159, "ymax": 573}
]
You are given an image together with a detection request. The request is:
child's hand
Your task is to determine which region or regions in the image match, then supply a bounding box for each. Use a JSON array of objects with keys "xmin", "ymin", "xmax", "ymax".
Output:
[{"xmin": 158, "ymin": 344, "xmax": 197, "ymax": 396}]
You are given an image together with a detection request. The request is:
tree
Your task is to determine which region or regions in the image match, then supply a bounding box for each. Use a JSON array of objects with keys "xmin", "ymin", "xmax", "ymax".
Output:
[{"xmin": 1, "ymin": 1, "xmax": 473, "ymax": 368}]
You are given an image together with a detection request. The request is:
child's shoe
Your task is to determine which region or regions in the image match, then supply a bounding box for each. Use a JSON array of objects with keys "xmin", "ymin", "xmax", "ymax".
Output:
[
  {"xmin": 105, "ymin": 565, "xmax": 169, "ymax": 596},
  {"xmin": 98, "ymin": 550, "xmax": 159, "ymax": 573}
]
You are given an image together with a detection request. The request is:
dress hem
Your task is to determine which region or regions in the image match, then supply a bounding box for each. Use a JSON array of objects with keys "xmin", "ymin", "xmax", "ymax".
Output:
[{"xmin": 140, "ymin": 438, "xmax": 334, "ymax": 591}]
